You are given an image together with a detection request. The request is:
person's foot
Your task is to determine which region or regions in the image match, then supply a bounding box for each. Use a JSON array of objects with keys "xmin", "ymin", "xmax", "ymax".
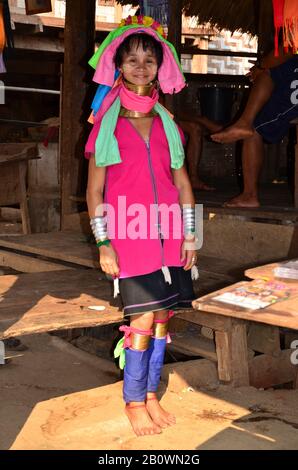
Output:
[
  {"xmin": 223, "ymin": 193, "xmax": 260, "ymax": 208},
  {"xmin": 191, "ymin": 180, "xmax": 216, "ymax": 191},
  {"xmin": 211, "ymin": 120, "xmax": 254, "ymax": 143},
  {"xmin": 125, "ymin": 403, "xmax": 162, "ymax": 436},
  {"xmin": 146, "ymin": 395, "xmax": 176, "ymax": 428}
]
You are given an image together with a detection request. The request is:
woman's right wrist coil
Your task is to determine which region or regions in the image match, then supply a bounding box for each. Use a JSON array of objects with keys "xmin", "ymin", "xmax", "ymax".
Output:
[{"xmin": 90, "ymin": 216, "xmax": 110, "ymax": 247}]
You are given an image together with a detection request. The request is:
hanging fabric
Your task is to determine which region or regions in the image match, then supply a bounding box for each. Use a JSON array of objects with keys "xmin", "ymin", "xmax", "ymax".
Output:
[
  {"xmin": 283, "ymin": 0, "xmax": 298, "ymax": 53},
  {"xmin": 272, "ymin": 0, "xmax": 285, "ymax": 56},
  {"xmin": 2, "ymin": 0, "xmax": 13, "ymax": 49},
  {"xmin": 0, "ymin": 2, "xmax": 6, "ymax": 73},
  {"xmin": 140, "ymin": 0, "xmax": 169, "ymax": 27}
]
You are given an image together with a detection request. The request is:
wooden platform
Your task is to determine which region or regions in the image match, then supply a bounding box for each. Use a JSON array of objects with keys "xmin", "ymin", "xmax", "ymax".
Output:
[
  {"xmin": 0, "ymin": 230, "xmax": 238, "ymax": 280},
  {"xmin": 0, "ymin": 270, "xmax": 123, "ymax": 339},
  {"xmin": 0, "ymin": 231, "xmax": 98, "ymax": 268}
]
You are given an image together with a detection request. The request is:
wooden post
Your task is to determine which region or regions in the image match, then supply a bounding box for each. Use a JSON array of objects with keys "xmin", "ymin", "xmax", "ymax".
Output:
[
  {"xmin": 215, "ymin": 320, "xmax": 250, "ymax": 386},
  {"xmin": 255, "ymin": 0, "xmax": 274, "ymax": 57},
  {"xmin": 60, "ymin": 0, "xmax": 96, "ymax": 229},
  {"xmin": 165, "ymin": 0, "xmax": 182, "ymax": 115}
]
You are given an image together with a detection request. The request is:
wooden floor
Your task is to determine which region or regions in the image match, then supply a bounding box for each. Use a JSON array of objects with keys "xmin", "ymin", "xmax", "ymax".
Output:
[
  {"xmin": 0, "ymin": 269, "xmax": 123, "ymax": 340},
  {"xmin": 196, "ymin": 181, "xmax": 297, "ymax": 213},
  {"xmin": 0, "ymin": 231, "xmax": 98, "ymax": 268}
]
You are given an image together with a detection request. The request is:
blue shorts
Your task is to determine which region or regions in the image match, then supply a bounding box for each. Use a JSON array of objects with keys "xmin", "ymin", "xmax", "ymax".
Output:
[{"xmin": 254, "ymin": 57, "xmax": 298, "ymax": 143}]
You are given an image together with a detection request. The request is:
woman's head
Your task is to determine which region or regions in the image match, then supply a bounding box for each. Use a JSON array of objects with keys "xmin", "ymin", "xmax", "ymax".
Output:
[{"xmin": 114, "ymin": 33, "xmax": 163, "ymax": 86}]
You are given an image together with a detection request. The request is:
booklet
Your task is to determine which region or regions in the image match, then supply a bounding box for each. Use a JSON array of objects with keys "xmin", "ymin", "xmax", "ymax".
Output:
[
  {"xmin": 213, "ymin": 279, "xmax": 296, "ymax": 310},
  {"xmin": 274, "ymin": 259, "xmax": 298, "ymax": 280}
]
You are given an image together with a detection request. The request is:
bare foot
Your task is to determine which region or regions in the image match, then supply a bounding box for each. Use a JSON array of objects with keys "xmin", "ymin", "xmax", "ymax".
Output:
[
  {"xmin": 223, "ymin": 193, "xmax": 260, "ymax": 208},
  {"xmin": 211, "ymin": 120, "xmax": 254, "ymax": 143},
  {"xmin": 192, "ymin": 180, "xmax": 216, "ymax": 191},
  {"xmin": 146, "ymin": 396, "xmax": 176, "ymax": 428},
  {"xmin": 125, "ymin": 403, "xmax": 162, "ymax": 436}
]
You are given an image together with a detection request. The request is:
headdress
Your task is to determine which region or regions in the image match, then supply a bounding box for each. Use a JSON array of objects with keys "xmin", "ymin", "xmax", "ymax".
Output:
[{"xmin": 85, "ymin": 15, "xmax": 186, "ymax": 169}]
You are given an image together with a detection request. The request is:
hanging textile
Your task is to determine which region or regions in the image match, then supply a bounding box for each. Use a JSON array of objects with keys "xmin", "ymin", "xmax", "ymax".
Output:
[
  {"xmin": 272, "ymin": 0, "xmax": 285, "ymax": 56},
  {"xmin": 2, "ymin": 0, "xmax": 13, "ymax": 49},
  {"xmin": 140, "ymin": 0, "xmax": 169, "ymax": 27},
  {"xmin": 0, "ymin": 2, "xmax": 6, "ymax": 73},
  {"xmin": 283, "ymin": 0, "xmax": 298, "ymax": 53}
]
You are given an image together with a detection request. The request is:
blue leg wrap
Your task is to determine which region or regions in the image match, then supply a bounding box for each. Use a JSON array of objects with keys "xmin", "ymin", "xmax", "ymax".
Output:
[
  {"xmin": 147, "ymin": 337, "xmax": 167, "ymax": 393},
  {"xmin": 123, "ymin": 347, "xmax": 150, "ymax": 403}
]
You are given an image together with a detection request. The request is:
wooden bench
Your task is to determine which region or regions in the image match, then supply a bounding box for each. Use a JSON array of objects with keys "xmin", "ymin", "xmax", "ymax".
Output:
[{"xmin": 0, "ymin": 143, "xmax": 38, "ymax": 234}]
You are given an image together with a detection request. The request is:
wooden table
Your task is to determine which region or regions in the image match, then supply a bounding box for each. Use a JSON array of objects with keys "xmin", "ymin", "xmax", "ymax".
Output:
[
  {"xmin": 0, "ymin": 143, "xmax": 38, "ymax": 234},
  {"xmin": 179, "ymin": 275, "xmax": 298, "ymax": 389}
]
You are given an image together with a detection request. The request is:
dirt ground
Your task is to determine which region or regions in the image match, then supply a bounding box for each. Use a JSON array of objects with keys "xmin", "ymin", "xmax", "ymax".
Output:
[{"xmin": 1, "ymin": 333, "xmax": 298, "ymax": 450}]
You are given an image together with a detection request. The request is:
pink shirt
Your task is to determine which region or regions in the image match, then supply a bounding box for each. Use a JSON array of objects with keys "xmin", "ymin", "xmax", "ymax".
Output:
[{"xmin": 86, "ymin": 116, "xmax": 186, "ymax": 278}]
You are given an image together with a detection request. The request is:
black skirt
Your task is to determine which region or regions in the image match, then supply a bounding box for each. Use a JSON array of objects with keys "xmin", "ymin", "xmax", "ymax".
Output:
[{"xmin": 119, "ymin": 266, "xmax": 196, "ymax": 317}]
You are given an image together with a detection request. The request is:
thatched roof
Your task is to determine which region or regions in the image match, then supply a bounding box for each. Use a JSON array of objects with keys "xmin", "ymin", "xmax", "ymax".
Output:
[{"xmin": 116, "ymin": 1, "xmax": 274, "ymax": 37}]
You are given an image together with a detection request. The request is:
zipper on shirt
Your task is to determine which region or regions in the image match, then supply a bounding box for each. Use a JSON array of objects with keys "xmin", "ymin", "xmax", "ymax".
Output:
[
  {"xmin": 125, "ymin": 118, "xmax": 171, "ymax": 282},
  {"xmin": 145, "ymin": 141, "xmax": 165, "ymax": 266}
]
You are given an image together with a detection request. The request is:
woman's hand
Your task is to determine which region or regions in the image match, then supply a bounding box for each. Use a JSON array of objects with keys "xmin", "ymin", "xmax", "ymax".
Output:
[
  {"xmin": 180, "ymin": 236, "xmax": 198, "ymax": 271},
  {"xmin": 99, "ymin": 244, "xmax": 120, "ymax": 277}
]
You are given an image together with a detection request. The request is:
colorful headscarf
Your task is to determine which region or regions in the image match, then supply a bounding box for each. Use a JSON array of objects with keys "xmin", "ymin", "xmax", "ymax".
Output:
[{"xmin": 85, "ymin": 15, "xmax": 186, "ymax": 169}]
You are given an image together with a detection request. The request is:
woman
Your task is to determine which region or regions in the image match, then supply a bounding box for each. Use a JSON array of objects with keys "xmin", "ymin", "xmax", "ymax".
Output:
[{"xmin": 86, "ymin": 16, "xmax": 198, "ymax": 437}]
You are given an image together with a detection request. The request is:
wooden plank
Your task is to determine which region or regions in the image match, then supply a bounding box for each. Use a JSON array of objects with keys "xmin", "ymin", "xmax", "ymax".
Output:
[
  {"xmin": 11, "ymin": 12, "xmax": 119, "ymax": 32},
  {"xmin": 60, "ymin": 0, "xmax": 96, "ymax": 226},
  {"xmin": 215, "ymin": 331, "xmax": 231, "ymax": 382},
  {"xmin": 177, "ymin": 309, "xmax": 232, "ymax": 331},
  {"xmin": 166, "ymin": 0, "xmax": 182, "ymax": 116},
  {"xmin": 0, "ymin": 143, "xmax": 38, "ymax": 164},
  {"xmin": 18, "ymin": 161, "xmax": 31, "ymax": 234},
  {"xmin": 0, "ymin": 163, "xmax": 20, "ymax": 205},
  {"xmin": 230, "ymin": 320, "xmax": 249, "ymax": 387},
  {"xmin": 0, "ymin": 232, "xmax": 238, "ymax": 281},
  {"xmin": 204, "ymin": 205, "xmax": 298, "ymax": 224},
  {"xmin": 193, "ymin": 281, "xmax": 298, "ymax": 330},
  {"xmin": 249, "ymin": 350, "xmax": 297, "ymax": 388},
  {"xmin": 0, "ymin": 232, "xmax": 98, "ymax": 268},
  {"xmin": 0, "ymin": 270, "xmax": 123, "ymax": 339},
  {"xmin": 0, "ymin": 250, "xmax": 72, "ymax": 273},
  {"xmin": 247, "ymin": 323, "xmax": 281, "ymax": 357},
  {"xmin": 169, "ymin": 334, "xmax": 217, "ymax": 362}
]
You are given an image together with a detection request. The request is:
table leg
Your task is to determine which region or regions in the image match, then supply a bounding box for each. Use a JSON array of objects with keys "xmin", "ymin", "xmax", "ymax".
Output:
[
  {"xmin": 18, "ymin": 162, "xmax": 31, "ymax": 234},
  {"xmin": 215, "ymin": 320, "xmax": 249, "ymax": 386}
]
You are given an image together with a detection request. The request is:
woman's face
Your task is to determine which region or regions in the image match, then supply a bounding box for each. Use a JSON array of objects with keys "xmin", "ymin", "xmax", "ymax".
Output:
[{"xmin": 120, "ymin": 42, "xmax": 158, "ymax": 86}]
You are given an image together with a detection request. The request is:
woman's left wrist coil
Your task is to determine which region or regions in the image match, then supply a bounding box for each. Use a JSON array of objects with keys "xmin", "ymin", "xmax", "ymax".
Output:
[{"xmin": 182, "ymin": 207, "xmax": 195, "ymax": 236}]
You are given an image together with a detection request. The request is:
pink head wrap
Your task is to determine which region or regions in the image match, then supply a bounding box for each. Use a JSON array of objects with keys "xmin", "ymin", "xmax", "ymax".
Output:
[{"xmin": 92, "ymin": 27, "xmax": 186, "ymax": 95}]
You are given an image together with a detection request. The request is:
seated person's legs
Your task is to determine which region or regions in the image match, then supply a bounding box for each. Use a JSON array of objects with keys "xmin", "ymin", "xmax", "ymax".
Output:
[
  {"xmin": 216, "ymin": 57, "xmax": 298, "ymax": 207},
  {"xmin": 211, "ymin": 70, "xmax": 274, "ymax": 143},
  {"xmin": 178, "ymin": 119, "xmax": 216, "ymax": 191}
]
